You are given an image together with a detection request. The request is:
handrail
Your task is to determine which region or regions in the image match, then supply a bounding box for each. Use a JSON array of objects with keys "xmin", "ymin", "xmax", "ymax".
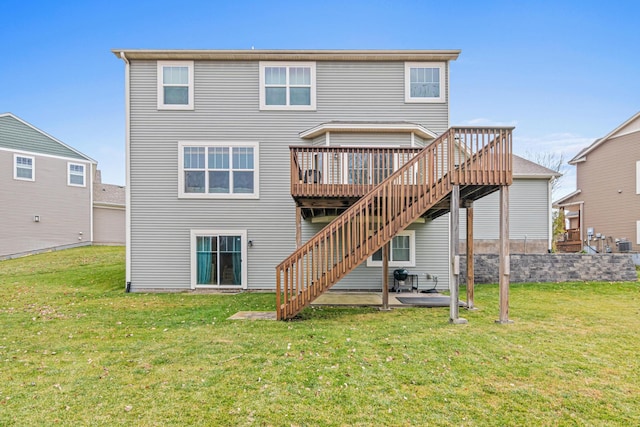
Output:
[{"xmin": 276, "ymin": 127, "xmax": 513, "ymax": 319}]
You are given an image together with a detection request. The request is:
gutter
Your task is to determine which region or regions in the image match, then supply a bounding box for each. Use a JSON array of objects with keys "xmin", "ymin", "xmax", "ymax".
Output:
[{"xmin": 119, "ymin": 51, "xmax": 132, "ymax": 293}]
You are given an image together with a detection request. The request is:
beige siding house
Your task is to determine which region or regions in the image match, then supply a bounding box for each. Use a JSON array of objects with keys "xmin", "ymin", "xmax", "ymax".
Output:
[
  {"xmin": 0, "ymin": 113, "xmax": 125, "ymax": 258},
  {"xmin": 93, "ymin": 170, "xmax": 126, "ymax": 245},
  {"xmin": 555, "ymin": 111, "xmax": 640, "ymax": 253}
]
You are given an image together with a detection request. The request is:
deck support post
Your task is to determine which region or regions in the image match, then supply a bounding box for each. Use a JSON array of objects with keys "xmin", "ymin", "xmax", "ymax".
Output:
[
  {"xmin": 465, "ymin": 200, "xmax": 475, "ymax": 310},
  {"xmin": 295, "ymin": 206, "xmax": 302, "ymax": 248},
  {"xmin": 449, "ymin": 185, "xmax": 467, "ymax": 324},
  {"xmin": 497, "ymin": 185, "xmax": 513, "ymax": 324},
  {"xmin": 381, "ymin": 242, "xmax": 390, "ymax": 310}
]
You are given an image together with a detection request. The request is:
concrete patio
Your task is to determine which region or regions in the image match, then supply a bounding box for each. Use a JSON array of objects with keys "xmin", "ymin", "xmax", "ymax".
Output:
[{"xmin": 229, "ymin": 290, "xmax": 466, "ymax": 320}]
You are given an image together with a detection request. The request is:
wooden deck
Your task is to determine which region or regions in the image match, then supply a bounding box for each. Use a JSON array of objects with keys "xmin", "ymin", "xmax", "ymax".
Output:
[
  {"xmin": 276, "ymin": 127, "xmax": 514, "ymax": 320},
  {"xmin": 557, "ymin": 228, "xmax": 582, "ymax": 253}
]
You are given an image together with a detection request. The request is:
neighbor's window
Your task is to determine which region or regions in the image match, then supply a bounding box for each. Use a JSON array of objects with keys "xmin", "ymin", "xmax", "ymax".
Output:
[
  {"xmin": 14, "ymin": 154, "xmax": 35, "ymax": 181},
  {"xmin": 179, "ymin": 142, "xmax": 259, "ymax": 198},
  {"xmin": 68, "ymin": 162, "xmax": 86, "ymax": 187},
  {"xmin": 367, "ymin": 230, "xmax": 416, "ymax": 267},
  {"xmin": 259, "ymin": 62, "xmax": 316, "ymax": 110},
  {"xmin": 405, "ymin": 62, "xmax": 445, "ymax": 103},
  {"xmin": 157, "ymin": 61, "xmax": 194, "ymax": 110}
]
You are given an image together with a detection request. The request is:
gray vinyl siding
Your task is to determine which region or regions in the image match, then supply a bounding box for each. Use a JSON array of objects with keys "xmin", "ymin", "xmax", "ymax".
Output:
[
  {"xmin": 413, "ymin": 135, "xmax": 427, "ymax": 147},
  {"xmin": 460, "ymin": 179, "xmax": 551, "ymax": 240},
  {"xmin": 0, "ymin": 150, "xmax": 92, "ymax": 257},
  {"xmin": 330, "ymin": 133, "xmax": 412, "ymax": 146},
  {"xmin": 0, "ymin": 115, "xmax": 90, "ymax": 161},
  {"xmin": 311, "ymin": 134, "xmax": 326, "ymax": 146},
  {"xmin": 301, "ymin": 217, "xmax": 451, "ymax": 291},
  {"xmin": 128, "ymin": 59, "xmax": 450, "ymax": 290}
]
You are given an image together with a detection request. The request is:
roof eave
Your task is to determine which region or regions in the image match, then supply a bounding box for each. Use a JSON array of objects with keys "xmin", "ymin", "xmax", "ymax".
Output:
[
  {"xmin": 299, "ymin": 121, "xmax": 438, "ymax": 140},
  {"xmin": 112, "ymin": 49, "xmax": 461, "ymax": 62}
]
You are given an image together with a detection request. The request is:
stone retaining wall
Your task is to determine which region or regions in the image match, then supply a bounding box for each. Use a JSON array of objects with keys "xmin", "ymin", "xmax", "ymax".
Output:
[{"xmin": 459, "ymin": 253, "xmax": 637, "ymax": 284}]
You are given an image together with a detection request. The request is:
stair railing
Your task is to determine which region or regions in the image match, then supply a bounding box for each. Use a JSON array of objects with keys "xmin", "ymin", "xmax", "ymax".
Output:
[{"xmin": 276, "ymin": 127, "xmax": 513, "ymax": 319}]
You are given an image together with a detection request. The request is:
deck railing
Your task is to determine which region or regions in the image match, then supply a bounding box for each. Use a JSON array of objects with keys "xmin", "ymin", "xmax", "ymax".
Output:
[
  {"xmin": 291, "ymin": 146, "xmax": 422, "ymax": 199},
  {"xmin": 277, "ymin": 127, "xmax": 513, "ymax": 320}
]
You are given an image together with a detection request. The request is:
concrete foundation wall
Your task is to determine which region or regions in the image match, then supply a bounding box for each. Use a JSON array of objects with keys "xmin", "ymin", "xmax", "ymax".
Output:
[
  {"xmin": 460, "ymin": 239, "xmax": 549, "ymax": 255},
  {"xmin": 460, "ymin": 253, "xmax": 637, "ymax": 284}
]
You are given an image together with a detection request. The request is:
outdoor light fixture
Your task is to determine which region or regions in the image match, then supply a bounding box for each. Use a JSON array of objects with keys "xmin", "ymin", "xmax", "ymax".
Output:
[{"xmin": 248, "ymin": 240, "xmax": 254, "ymax": 247}]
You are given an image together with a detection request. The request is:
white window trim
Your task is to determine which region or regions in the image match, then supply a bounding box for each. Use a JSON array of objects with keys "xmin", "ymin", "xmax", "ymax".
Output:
[
  {"xmin": 259, "ymin": 61, "xmax": 316, "ymax": 111},
  {"xmin": 367, "ymin": 230, "xmax": 416, "ymax": 267},
  {"xmin": 404, "ymin": 62, "xmax": 446, "ymax": 103},
  {"xmin": 178, "ymin": 141, "xmax": 259, "ymax": 199},
  {"xmin": 190, "ymin": 229, "xmax": 248, "ymax": 290},
  {"xmin": 14, "ymin": 154, "xmax": 35, "ymax": 181},
  {"xmin": 67, "ymin": 162, "xmax": 86, "ymax": 187},
  {"xmin": 157, "ymin": 60, "xmax": 194, "ymax": 110},
  {"xmin": 636, "ymin": 160, "xmax": 640, "ymax": 194}
]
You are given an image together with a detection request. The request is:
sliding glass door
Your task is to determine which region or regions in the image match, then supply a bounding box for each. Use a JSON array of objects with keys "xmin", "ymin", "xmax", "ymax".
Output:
[{"xmin": 192, "ymin": 230, "xmax": 246, "ymax": 288}]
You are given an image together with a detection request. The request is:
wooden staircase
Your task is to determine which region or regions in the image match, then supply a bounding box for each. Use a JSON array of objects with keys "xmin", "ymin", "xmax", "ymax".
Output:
[{"xmin": 276, "ymin": 127, "xmax": 513, "ymax": 320}]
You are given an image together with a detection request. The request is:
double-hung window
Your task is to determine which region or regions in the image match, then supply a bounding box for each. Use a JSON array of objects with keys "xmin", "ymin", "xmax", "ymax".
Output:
[
  {"xmin": 259, "ymin": 62, "xmax": 316, "ymax": 110},
  {"xmin": 404, "ymin": 62, "xmax": 445, "ymax": 103},
  {"xmin": 179, "ymin": 142, "xmax": 259, "ymax": 198},
  {"xmin": 14, "ymin": 154, "xmax": 35, "ymax": 181},
  {"xmin": 157, "ymin": 61, "xmax": 194, "ymax": 110},
  {"xmin": 367, "ymin": 230, "xmax": 416, "ymax": 267},
  {"xmin": 68, "ymin": 162, "xmax": 86, "ymax": 187}
]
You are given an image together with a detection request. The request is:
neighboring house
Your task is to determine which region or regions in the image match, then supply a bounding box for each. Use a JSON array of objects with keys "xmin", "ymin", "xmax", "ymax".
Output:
[
  {"xmin": 0, "ymin": 113, "xmax": 125, "ymax": 258},
  {"xmin": 461, "ymin": 155, "xmax": 560, "ymax": 254},
  {"xmin": 0, "ymin": 113, "xmax": 96, "ymax": 258},
  {"xmin": 93, "ymin": 170, "xmax": 126, "ymax": 245},
  {"xmin": 554, "ymin": 111, "xmax": 640, "ymax": 253},
  {"xmin": 114, "ymin": 49, "xmax": 542, "ymax": 319}
]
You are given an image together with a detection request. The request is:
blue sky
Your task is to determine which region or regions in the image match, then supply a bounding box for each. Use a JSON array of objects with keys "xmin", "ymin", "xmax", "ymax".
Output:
[{"xmin": 2, "ymin": 0, "xmax": 638, "ymax": 198}]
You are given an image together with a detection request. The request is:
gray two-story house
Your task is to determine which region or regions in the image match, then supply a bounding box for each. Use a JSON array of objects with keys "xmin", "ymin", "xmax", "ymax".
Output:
[{"xmin": 115, "ymin": 49, "xmax": 549, "ymax": 319}]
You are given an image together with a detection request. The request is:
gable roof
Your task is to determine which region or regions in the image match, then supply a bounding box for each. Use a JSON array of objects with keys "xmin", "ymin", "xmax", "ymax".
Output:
[
  {"xmin": 113, "ymin": 49, "xmax": 461, "ymax": 62},
  {"xmin": 0, "ymin": 113, "xmax": 96, "ymax": 162},
  {"xmin": 568, "ymin": 111, "xmax": 640, "ymax": 164},
  {"xmin": 94, "ymin": 182, "xmax": 125, "ymax": 207},
  {"xmin": 513, "ymin": 154, "xmax": 561, "ymax": 179}
]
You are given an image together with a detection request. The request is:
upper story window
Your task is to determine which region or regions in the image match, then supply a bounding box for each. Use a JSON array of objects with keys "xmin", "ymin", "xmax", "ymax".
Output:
[
  {"xmin": 179, "ymin": 141, "xmax": 259, "ymax": 199},
  {"xmin": 404, "ymin": 62, "xmax": 445, "ymax": 103},
  {"xmin": 157, "ymin": 61, "xmax": 194, "ymax": 110},
  {"xmin": 68, "ymin": 162, "xmax": 86, "ymax": 187},
  {"xmin": 14, "ymin": 154, "xmax": 35, "ymax": 181},
  {"xmin": 367, "ymin": 230, "xmax": 416, "ymax": 267},
  {"xmin": 259, "ymin": 62, "xmax": 316, "ymax": 110}
]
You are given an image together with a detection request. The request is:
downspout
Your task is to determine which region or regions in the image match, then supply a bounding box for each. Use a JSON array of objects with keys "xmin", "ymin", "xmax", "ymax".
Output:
[
  {"xmin": 89, "ymin": 161, "xmax": 95, "ymax": 243},
  {"xmin": 120, "ymin": 51, "xmax": 132, "ymax": 293}
]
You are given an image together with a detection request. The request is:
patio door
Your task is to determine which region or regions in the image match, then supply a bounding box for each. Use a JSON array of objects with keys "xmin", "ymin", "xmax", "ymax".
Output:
[
  {"xmin": 191, "ymin": 230, "xmax": 247, "ymax": 289},
  {"xmin": 344, "ymin": 151, "xmax": 395, "ymax": 185}
]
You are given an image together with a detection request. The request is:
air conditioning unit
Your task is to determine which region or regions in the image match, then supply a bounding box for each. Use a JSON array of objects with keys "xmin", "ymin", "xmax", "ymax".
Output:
[{"xmin": 618, "ymin": 241, "xmax": 632, "ymax": 252}]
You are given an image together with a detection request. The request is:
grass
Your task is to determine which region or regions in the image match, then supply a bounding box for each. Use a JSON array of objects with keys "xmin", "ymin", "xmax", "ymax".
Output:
[{"xmin": 1, "ymin": 246, "xmax": 639, "ymax": 426}]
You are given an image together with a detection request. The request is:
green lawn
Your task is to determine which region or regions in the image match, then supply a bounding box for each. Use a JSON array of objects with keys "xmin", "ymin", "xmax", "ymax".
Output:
[{"xmin": 1, "ymin": 246, "xmax": 639, "ymax": 426}]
